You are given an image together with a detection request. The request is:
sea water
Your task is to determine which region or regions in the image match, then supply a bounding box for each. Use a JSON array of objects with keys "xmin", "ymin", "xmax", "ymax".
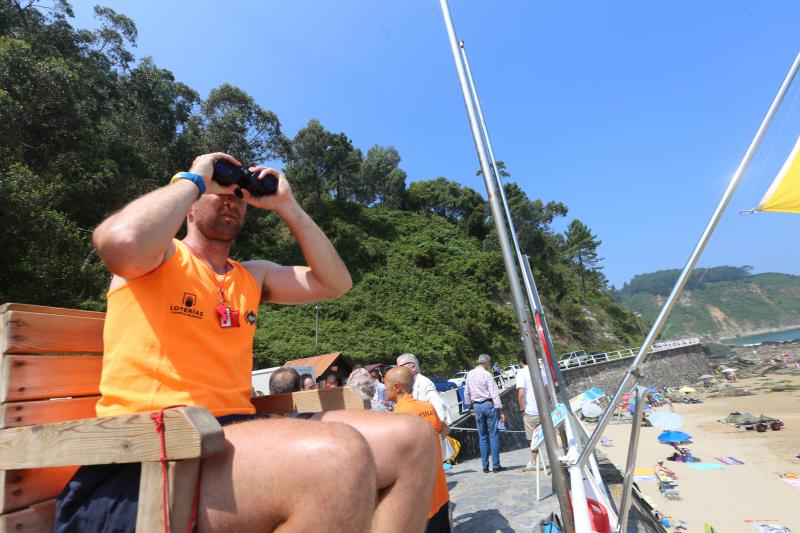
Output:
[{"xmin": 722, "ymin": 326, "xmax": 800, "ymax": 346}]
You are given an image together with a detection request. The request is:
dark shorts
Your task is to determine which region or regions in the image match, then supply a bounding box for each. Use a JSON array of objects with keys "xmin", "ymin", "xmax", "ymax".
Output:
[
  {"xmin": 425, "ymin": 501, "xmax": 451, "ymax": 533},
  {"xmin": 55, "ymin": 412, "xmax": 313, "ymax": 533}
]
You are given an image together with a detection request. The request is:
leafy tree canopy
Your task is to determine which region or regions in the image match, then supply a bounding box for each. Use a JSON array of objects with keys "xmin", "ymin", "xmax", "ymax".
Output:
[{"xmin": 1, "ymin": 1, "xmax": 646, "ymax": 371}]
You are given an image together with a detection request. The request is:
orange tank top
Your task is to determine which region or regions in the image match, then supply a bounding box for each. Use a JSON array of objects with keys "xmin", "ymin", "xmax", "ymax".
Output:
[{"xmin": 97, "ymin": 239, "xmax": 261, "ymax": 417}]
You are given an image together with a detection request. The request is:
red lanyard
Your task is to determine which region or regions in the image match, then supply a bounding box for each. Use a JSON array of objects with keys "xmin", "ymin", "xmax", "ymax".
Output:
[{"xmin": 183, "ymin": 241, "xmax": 239, "ymax": 327}]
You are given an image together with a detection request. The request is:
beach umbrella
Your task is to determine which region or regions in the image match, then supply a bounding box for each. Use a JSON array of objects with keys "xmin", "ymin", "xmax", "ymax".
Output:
[
  {"xmin": 648, "ymin": 412, "xmax": 685, "ymax": 430},
  {"xmin": 658, "ymin": 431, "xmax": 692, "ymax": 444},
  {"xmin": 678, "ymin": 386, "xmax": 696, "ymax": 394},
  {"xmin": 721, "ymin": 368, "xmax": 737, "ymax": 373},
  {"xmin": 699, "ymin": 374, "xmax": 713, "ymax": 379}
]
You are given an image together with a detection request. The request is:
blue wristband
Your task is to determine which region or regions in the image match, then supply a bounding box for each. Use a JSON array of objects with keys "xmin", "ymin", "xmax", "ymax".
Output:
[{"xmin": 170, "ymin": 172, "xmax": 206, "ymax": 196}]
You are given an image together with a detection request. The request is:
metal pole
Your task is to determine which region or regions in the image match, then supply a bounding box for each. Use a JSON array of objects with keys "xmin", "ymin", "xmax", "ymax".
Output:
[
  {"xmin": 438, "ymin": 2, "xmax": 573, "ymax": 529},
  {"xmin": 458, "ymin": 41, "xmax": 551, "ymax": 374},
  {"xmin": 577, "ymin": 49, "xmax": 800, "ymax": 468},
  {"xmin": 460, "ymin": 38, "xmax": 564, "ymax": 431},
  {"xmin": 618, "ymin": 387, "xmax": 646, "ymax": 533},
  {"xmin": 521, "ymin": 256, "xmax": 563, "ymax": 403},
  {"xmin": 521, "ymin": 256, "xmax": 574, "ymax": 455}
]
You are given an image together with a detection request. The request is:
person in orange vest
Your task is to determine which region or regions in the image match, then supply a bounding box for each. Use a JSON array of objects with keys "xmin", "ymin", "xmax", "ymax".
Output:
[
  {"xmin": 385, "ymin": 366, "xmax": 451, "ymax": 533},
  {"xmin": 57, "ymin": 151, "xmax": 437, "ymax": 533}
]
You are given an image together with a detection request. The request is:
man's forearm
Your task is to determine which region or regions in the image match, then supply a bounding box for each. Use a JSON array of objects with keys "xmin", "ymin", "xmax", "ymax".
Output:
[
  {"xmin": 93, "ymin": 181, "xmax": 197, "ymax": 278},
  {"xmin": 278, "ymin": 203, "xmax": 352, "ymax": 296}
]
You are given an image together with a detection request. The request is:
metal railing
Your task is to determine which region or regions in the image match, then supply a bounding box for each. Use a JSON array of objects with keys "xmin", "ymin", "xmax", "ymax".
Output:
[
  {"xmin": 442, "ymin": 337, "xmax": 702, "ymax": 422},
  {"xmin": 557, "ymin": 337, "xmax": 701, "ymax": 371},
  {"xmin": 445, "ymin": 374, "xmax": 512, "ymax": 426}
]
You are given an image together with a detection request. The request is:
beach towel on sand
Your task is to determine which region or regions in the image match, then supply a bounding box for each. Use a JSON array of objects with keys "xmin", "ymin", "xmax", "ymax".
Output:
[
  {"xmin": 780, "ymin": 477, "xmax": 800, "ymax": 490},
  {"xmin": 716, "ymin": 456, "xmax": 745, "ymax": 465},
  {"xmin": 689, "ymin": 463, "xmax": 724, "ymax": 471},
  {"xmin": 751, "ymin": 524, "xmax": 793, "ymax": 533}
]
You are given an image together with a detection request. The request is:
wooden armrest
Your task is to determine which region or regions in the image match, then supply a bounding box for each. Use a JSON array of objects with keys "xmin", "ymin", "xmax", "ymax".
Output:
[
  {"xmin": 252, "ymin": 387, "xmax": 369, "ymax": 415},
  {"xmin": 0, "ymin": 406, "xmax": 224, "ymax": 469}
]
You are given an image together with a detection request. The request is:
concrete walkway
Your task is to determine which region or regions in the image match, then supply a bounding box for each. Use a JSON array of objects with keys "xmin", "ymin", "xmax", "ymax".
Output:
[{"xmin": 447, "ymin": 446, "xmax": 559, "ymax": 532}]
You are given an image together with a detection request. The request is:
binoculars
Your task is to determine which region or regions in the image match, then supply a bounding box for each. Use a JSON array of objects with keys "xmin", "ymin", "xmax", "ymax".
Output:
[{"xmin": 212, "ymin": 160, "xmax": 278, "ymax": 197}]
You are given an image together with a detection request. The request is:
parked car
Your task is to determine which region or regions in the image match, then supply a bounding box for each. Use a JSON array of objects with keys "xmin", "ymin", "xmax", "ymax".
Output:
[
  {"xmin": 430, "ymin": 375, "xmax": 457, "ymax": 392},
  {"xmin": 448, "ymin": 371, "xmax": 469, "ymax": 388},
  {"xmin": 589, "ymin": 351, "xmax": 608, "ymax": 362},
  {"xmin": 503, "ymin": 364, "xmax": 521, "ymax": 378},
  {"xmin": 559, "ymin": 350, "xmax": 588, "ymax": 367}
]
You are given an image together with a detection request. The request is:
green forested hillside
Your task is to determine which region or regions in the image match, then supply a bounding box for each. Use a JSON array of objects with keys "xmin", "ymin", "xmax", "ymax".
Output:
[
  {"xmin": 0, "ymin": 2, "xmax": 644, "ymax": 373},
  {"xmin": 617, "ymin": 267, "xmax": 800, "ymax": 340}
]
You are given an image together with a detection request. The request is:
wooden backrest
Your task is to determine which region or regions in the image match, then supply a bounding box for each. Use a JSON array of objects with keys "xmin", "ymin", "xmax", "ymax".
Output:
[
  {"xmin": 0, "ymin": 303, "xmax": 368, "ymax": 531},
  {"xmin": 1, "ymin": 303, "xmax": 104, "ymax": 430},
  {"xmin": 0, "ymin": 303, "xmax": 105, "ymax": 530}
]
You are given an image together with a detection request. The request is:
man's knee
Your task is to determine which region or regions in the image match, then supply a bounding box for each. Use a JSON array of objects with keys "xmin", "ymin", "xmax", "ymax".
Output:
[
  {"xmin": 318, "ymin": 421, "xmax": 377, "ymax": 488},
  {"xmin": 392, "ymin": 414, "xmax": 439, "ymax": 464}
]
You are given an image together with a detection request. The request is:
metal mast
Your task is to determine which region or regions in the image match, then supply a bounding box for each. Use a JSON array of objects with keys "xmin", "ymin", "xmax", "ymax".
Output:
[
  {"xmin": 438, "ymin": 1, "xmax": 573, "ymax": 528},
  {"xmin": 457, "ymin": 40, "xmax": 560, "ymax": 404}
]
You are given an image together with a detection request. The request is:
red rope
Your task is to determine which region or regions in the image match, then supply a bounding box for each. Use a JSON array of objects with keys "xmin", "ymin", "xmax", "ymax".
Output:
[{"xmin": 150, "ymin": 405, "xmax": 201, "ymax": 533}]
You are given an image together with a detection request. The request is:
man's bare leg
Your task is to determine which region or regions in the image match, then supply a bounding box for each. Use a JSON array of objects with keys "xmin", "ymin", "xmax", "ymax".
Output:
[
  {"xmin": 197, "ymin": 417, "xmax": 376, "ymax": 532},
  {"xmin": 318, "ymin": 410, "xmax": 438, "ymax": 533}
]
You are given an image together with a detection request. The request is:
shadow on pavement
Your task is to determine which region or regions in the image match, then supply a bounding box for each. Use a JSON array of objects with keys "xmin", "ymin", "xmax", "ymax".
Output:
[
  {"xmin": 453, "ymin": 508, "xmax": 513, "ymax": 532},
  {"xmin": 447, "ymin": 468, "xmax": 477, "ymax": 477}
]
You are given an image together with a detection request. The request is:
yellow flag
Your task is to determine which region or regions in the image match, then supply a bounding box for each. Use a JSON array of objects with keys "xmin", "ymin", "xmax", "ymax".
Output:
[{"xmin": 757, "ymin": 135, "xmax": 800, "ymax": 213}]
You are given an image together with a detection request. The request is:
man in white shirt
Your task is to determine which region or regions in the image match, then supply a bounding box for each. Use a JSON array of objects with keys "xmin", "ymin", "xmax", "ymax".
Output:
[
  {"xmin": 516, "ymin": 354, "xmax": 548, "ymax": 471},
  {"xmin": 397, "ymin": 353, "xmax": 450, "ymax": 426}
]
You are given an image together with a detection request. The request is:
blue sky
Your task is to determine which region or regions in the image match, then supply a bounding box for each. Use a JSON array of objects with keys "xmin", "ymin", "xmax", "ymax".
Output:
[{"xmin": 70, "ymin": 1, "xmax": 800, "ymax": 287}]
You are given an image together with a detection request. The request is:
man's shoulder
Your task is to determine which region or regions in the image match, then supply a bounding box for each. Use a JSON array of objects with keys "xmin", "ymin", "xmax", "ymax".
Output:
[
  {"xmin": 466, "ymin": 367, "xmax": 484, "ymax": 378},
  {"xmin": 416, "ymin": 373, "xmax": 435, "ymax": 387}
]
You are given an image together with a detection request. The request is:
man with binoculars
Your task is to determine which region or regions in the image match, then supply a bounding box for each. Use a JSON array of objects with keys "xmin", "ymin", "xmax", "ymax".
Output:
[{"xmin": 55, "ymin": 152, "xmax": 438, "ymax": 532}]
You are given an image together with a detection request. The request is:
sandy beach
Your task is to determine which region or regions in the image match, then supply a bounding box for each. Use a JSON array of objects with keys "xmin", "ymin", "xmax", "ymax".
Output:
[{"xmin": 594, "ymin": 374, "xmax": 800, "ymax": 533}]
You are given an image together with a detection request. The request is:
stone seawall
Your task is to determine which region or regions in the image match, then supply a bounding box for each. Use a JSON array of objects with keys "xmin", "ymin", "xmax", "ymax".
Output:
[
  {"xmin": 562, "ymin": 344, "xmax": 714, "ymax": 397},
  {"xmin": 449, "ymin": 344, "xmax": 713, "ymax": 461}
]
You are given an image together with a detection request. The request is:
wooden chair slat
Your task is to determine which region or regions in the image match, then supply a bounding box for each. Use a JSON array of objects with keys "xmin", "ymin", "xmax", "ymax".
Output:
[
  {"xmin": 0, "ymin": 397, "xmax": 98, "ymax": 429},
  {"xmin": 0, "ymin": 406, "xmax": 225, "ymax": 470},
  {"xmin": 0, "ymin": 467, "xmax": 77, "ymax": 514},
  {"xmin": 1, "ymin": 310, "xmax": 104, "ymax": 355},
  {"xmin": 0, "ymin": 497, "xmax": 55, "ymax": 533},
  {"xmin": 1, "ymin": 356, "xmax": 102, "ymax": 403},
  {"xmin": 0, "ymin": 304, "xmax": 104, "ymax": 320},
  {"xmin": 252, "ymin": 387, "xmax": 369, "ymax": 415}
]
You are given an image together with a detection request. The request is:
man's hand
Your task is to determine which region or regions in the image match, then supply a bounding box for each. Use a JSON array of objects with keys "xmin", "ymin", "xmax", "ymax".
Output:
[
  {"xmin": 499, "ymin": 412, "xmax": 506, "ymax": 424},
  {"xmin": 188, "ymin": 152, "xmax": 241, "ymax": 195},
  {"xmin": 242, "ymin": 167, "xmax": 298, "ymax": 215}
]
